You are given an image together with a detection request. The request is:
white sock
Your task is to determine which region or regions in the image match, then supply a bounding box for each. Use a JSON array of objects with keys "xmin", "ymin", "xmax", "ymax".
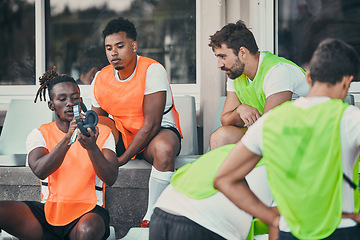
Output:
[{"xmin": 143, "ymin": 166, "xmax": 174, "ymax": 221}]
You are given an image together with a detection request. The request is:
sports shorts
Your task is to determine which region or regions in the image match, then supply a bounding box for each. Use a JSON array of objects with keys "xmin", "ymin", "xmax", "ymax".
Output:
[{"xmin": 23, "ymin": 201, "xmax": 110, "ymax": 240}]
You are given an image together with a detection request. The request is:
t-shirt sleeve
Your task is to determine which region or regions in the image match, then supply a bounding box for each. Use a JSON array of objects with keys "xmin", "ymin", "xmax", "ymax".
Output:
[
  {"xmin": 26, "ymin": 128, "xmax": 47, "ymax": 154},
  {"xmin": 102, "ymin": 132, "xmax": 116, "ymax": 152},
  {"xmin": 91, "ymin": 71, "xmax": 101, "ymax": 108},
  {"xmin": 226, "ymin": 78, "xmax": 236, "ymax": 92},
  {"xmin": 241, "ymin": 113, "xmax": 268, "ymax": 156},
  {"xmin": 263, "ymin": 63, "xmax": 304, "ymax": 98},
  {"xmin": 145, "ymin": 63, "xmax": 169, "ymax": 95},
  {"xmin": 342, "ymin": 106, "xmax": 360, "ymax": 148}
]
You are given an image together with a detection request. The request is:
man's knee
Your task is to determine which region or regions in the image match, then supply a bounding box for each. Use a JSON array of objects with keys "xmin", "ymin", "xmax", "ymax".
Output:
[
  {"xmin": 148, "ymin": 141, "xmax": 177, "ymax": 171},
  {"xmin": 210, "ymin": 126, "xmax": 230, "ymax": 150},
  {"xmin": 153, "ymin": 141, "xmax": 176, "ymax": 161},
  {"xmin": 151, "ymin": 133, "xmax": 179, "ymax": 159},
  {"xmin": 210, "ymin": 126, "xmax": 246, "ymax": 150},
  {"xmin": 74, "ymin": 215, "xmax": 105, "ymax": 240},
  {"xmin": 76, "ymin": 224, "xmax": 105, "ymax": 240}
]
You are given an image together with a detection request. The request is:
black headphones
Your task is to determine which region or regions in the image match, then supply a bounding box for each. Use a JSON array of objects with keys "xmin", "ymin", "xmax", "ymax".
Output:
[{"xmin": 73, "ymin": 101, "xmax": 98, "ymax": 137}]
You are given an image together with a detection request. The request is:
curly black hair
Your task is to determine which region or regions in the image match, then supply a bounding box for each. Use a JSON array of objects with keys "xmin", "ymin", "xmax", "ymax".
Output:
[{"xmin": 102, "ymin": 17, "xmax": 137, "ymax": 41}]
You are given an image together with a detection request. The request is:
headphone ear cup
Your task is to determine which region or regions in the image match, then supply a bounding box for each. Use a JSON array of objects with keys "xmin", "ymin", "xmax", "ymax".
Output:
[
  {"xmin": 75, "ymin": 102, "xmax": 98, "ymax": 137},
  {"xmin": 83, "ymin": 110, "xmax": 98, "ymax": 130},
  {"xmin": 77, "ymin": 122, "xmax": 89, "ymax": 137}
]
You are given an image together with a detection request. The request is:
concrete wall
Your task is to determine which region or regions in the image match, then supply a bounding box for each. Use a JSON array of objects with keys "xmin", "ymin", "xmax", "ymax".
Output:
[{"xmin": 199, "ymin": 0, "xmax": 252, "ymax": 152}]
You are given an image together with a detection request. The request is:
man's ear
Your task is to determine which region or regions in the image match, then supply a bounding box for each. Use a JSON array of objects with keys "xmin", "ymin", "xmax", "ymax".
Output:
[
  {"xmin": 238, "ymin": 47, "xmax": 246, "ymax": 59},
  {"xmin": 132, "ymin": 41, "xmax": 138, "ymax": 52},
  {"xmin": 343, "ymin": 75, "xmax": 354, "ymax": 90},
  {"xmin": 306, "ymin": 71, "xmax": 312, "ymax": 86},
  {"xmin": 48, "ymin": 101, "xmax": 55, "ymax": 111}
]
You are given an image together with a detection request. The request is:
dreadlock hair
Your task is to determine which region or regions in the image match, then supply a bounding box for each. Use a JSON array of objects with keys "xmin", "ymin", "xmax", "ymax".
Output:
[{"xmin": 34, "ymin": 66, "xmax": 79, "ymax": 103}]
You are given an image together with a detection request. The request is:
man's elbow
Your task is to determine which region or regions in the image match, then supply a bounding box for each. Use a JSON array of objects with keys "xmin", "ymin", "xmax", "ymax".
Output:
[
  {"xmin": 213, "ymin": 174, "xmax": 227, "ymax": 192},
  {"xmin": 220, "ymin": 116, "xmax": 234, "ymax": 127},
  {"xmin": 106, "ymin": 180, "xmax": 116, "ymax": 187},
  {"xmin": 143, "ymin": 121, "xmax": 161, "ymax": 135},
  {"xmin": 220, "ymin": 117, "xmax": 228, "ymax": 126},
  {"xmin": 105, "ymin": 173, "xmax": 118, "ymax": 187},
  {"xmin": 31, "ymin": 167, "xmax": 50, "ymax": 181}
]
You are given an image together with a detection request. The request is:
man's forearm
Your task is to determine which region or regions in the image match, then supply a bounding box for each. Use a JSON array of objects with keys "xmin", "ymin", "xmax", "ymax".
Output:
[
  {"xmin": 87, "ymin": 146, "xmax": 118, "ymax": 186},
  {"xmin": 30, "ymin": 136, "xmax": 72, "ymax": 180},
  {"xmin": 216, "ymin": 178, "xmax": 279, "ymax": 228},
  {"xmin": 221, "ymin": 109, "xmax": 245, "ymax": 127}
]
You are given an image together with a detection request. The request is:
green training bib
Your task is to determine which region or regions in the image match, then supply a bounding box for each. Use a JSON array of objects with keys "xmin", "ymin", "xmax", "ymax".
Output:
[
  {"xmin": 233, "ymin": 51, "xmax": 305, "ymax": 115},
  {"xmin": 263, "ymin": 100, "xmax": 348, "ymax": 239},
  {"xmin": 171, "ymin": 144, "xmax": 236, "ymax": 199}
]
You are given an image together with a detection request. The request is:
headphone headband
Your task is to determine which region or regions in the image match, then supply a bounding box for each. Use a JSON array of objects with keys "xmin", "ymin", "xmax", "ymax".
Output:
[{"xmin": 73, "ymin": 101, "xmax": 98, "ymax": 137}]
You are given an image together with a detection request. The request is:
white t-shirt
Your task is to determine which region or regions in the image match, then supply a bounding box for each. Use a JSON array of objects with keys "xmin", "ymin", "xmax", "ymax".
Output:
[
  {"xmin": 242, "ymin": 96, "xmax": 360, "ymax": 231},
  {"xmin": 91, "ymin": 56, "xmax": 176, "ymax": 129},
  {"xmin": 154, "ymin": 164, "xmax": 273, "ymax": 240},
  {"xmin": 227, "ymin": 52, "xmax": 309, "ymax": 100}
]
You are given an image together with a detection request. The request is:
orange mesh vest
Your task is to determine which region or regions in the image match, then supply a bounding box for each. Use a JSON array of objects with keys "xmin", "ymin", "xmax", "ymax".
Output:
[
  {"xmin": 38, "ymin": 122, "xmax": 111, "ymax": 226},
  {"xmin": 94, "ymin": 56, "xmax": 182, "ymax": 148}
]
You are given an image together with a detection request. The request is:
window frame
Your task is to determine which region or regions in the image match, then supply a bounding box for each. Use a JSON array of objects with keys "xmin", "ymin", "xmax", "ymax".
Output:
[
  {"xmin": 0, "ymin": 0, "xmax": 200, "ymax": 105},
  {"xmin": 273, "ymin": 0, "xmax": 360, "ymax": 103}
]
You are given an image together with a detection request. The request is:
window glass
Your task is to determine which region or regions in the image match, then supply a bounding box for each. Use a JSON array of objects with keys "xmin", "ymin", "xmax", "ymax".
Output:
[
  {"xmin": 0, "ymin": 0, "xmax": 35, "ymax": 85},
  {"xmin": 277, "ymin": 0, "xmax": 360, "ymax": 78},
  {"xmin": 47, "ymin": 0, "xmax": 196, "ymax": 84}
]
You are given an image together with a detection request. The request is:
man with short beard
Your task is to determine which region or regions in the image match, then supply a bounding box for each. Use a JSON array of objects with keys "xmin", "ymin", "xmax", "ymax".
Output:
[{"xmin": 209, "ymin": 20, "xmax": 309, "ymax": 150}]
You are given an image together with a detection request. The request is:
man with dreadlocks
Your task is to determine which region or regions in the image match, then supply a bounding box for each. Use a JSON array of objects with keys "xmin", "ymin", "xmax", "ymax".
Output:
[
  {"xmin": 90, "ymin": 17, "xmax": 182, "ymax": 227},
  {"xmin": 0, "ymin": 67, "xmax": 118, "ymax": 240}
]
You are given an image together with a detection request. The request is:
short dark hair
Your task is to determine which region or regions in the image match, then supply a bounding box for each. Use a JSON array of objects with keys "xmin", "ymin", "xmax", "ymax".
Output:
[
  {"xmin": 102, "ymin": 17, "xmax": 137, "ymax": 41},
  {"xmin": 309, "ymin": 38, "xmax": 360, "ymax": 85},
  {"xmin": 209, "ymin": 20, "xmax": 258, "ymax": 55}
]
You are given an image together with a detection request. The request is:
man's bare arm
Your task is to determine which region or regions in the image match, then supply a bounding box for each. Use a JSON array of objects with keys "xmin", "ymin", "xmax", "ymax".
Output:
[
  {"xmin": 263, "ymin": 91, "xmax": 292, "ymax": 114},
  {"xmin": 28, "ymin": 119, "xmax": 77, "ymax": 180},
  {"xmin": 214, "ymin": 142, "xmax": 280, "ymax": 230},
  {"xmin": 92, "ymin": 105, "xmax": 109, "ymax": 117},
  {"xmin": 221, "ymin": 92, "xmax": 261, "ymax": 127},
  {"xmin": 117, "ymin": 91, "xmax": 166, "ymax": 165}
]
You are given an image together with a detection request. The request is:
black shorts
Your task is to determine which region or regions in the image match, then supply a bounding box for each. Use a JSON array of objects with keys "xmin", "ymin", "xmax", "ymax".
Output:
[
  {"xmin": 278, "ymin": 225, "xmax": 360, "ymax": 240},
  {"xmin": 116, "ymin": 126, "xmax": 182, "ymax": 157},
  {"xmin": 149, "ymin": 208, "xmax": 225, "ymax": 240},
  {"xmin": 23, "ymin": 201, "xmax": 110, "ymax": 240}
]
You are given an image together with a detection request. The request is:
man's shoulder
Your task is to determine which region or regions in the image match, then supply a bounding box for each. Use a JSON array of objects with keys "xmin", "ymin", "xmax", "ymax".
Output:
[
  {"xmin": 139, "ymin": 56, "xmax": 158, "ymax": 64},
  {"xmin": 98, "ymin": 64, "xmax": 113, "ymax": 73},
  {"xmin": 39, "ymin": 122, "xmax": 56, "ymax": 131},
  {"xmin": 262, "ymin": 51, "xmax": 303, "ymax": 72},
  {"xmin": 343, "ymin": 104, "xmax": 360, "ymax": 118}
]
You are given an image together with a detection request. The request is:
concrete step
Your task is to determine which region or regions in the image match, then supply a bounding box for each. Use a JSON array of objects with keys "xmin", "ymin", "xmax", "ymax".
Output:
[
  {"xmin": 0, "ymin": 155, "xmax": 200, "ymax": 239},
  {"xmin": 120, "ymin": 228, "xmax": 149, "ymax": 240},
  {"xmin": 0, "ymin": 226, "xmax": 116, "ymax": 240}
]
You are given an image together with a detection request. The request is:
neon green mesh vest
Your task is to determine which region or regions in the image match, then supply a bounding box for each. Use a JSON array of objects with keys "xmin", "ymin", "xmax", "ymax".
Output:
[
  {"xmin": 171, "ymin": 144, "xmax": 235, "ymax": 199},
  {"xmin": 263, "ymin": 99, "xmax": 350, "ymax": 239},
  {"xmin": 233, "ymin": 51, "xmax": 305, "ymax": 115}
]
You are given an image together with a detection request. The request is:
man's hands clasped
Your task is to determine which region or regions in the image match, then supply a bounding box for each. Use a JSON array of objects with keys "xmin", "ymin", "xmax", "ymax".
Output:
[{"xmin": 236, "ymin": 104, "xmax": 261, "ymax": 127}]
